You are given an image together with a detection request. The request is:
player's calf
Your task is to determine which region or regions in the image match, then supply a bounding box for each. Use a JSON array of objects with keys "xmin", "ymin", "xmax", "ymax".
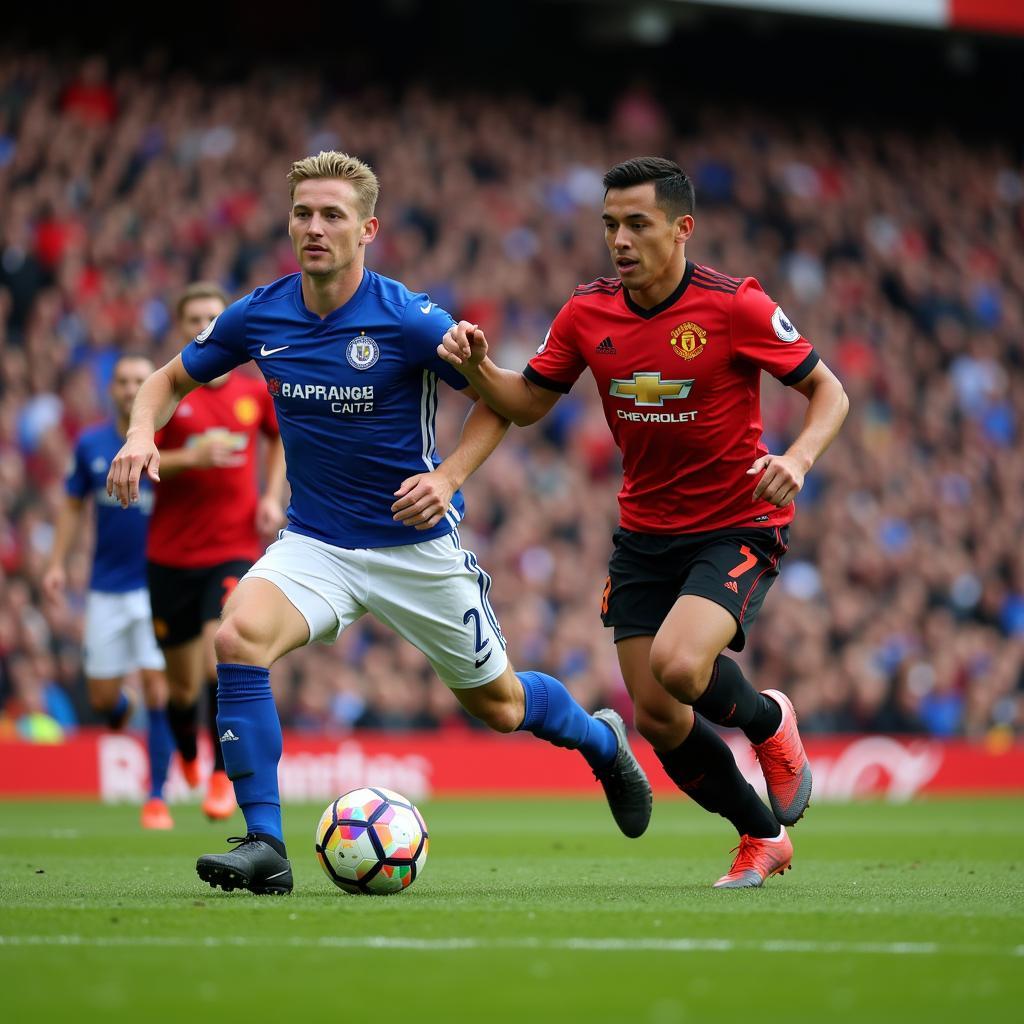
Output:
[
  {"xmin": 88, "ymin": 684, "xmax": 135, "ymax": 730},
  {"xmin": 459, "ymin": 669, "xmax": 652, "ymax": 837}
]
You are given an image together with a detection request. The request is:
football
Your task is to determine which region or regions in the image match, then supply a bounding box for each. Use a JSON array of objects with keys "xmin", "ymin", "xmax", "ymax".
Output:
[{"xmin": 315, "ymin": 787, "xmax": 429, "ymax": 894}]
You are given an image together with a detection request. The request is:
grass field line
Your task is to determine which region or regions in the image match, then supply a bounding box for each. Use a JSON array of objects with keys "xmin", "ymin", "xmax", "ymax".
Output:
[
  {"xmin": 2, "ymin": 934, "xmax": 1022, "ymax": 958},
  {"xmin": 4, "ymin": 899, "xmax": 1021, "ymax": 921},
  {"xmin": 3, "ymin": 820, "xmax": 1024, "ymax": 841}
]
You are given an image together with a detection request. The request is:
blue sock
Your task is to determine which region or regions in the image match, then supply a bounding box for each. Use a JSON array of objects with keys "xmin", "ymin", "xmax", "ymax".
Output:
[
  {"xmin": 106, "ymin": 692, "xmax": 129, "ymax": 728},
  {"xmin": 146, "ymin": 707, "xmax": 174, "ymax": 800},
  {"xmin": 516, "ymin": 671, "xmax": 618, "ymax": 771},
  {"xmin": 216, "ymin": 663, "xmax": 284, "ymax": 847}
]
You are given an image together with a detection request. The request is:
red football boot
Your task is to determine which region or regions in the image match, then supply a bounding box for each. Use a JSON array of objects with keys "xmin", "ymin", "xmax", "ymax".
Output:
[
  {"xmin": 140, "ymin": 797, "xmax": 174, "ymax": 831},
  {"xmin": 202, "ymin": 770, "xmax": 236, "ymax": 821},
  {"xmin": 713, "ymin": 829, "xmax": 793, "ymax": 889},
  {"xmin": 752, "ymin": 689, "xmax": 812, "ymax": 826}
]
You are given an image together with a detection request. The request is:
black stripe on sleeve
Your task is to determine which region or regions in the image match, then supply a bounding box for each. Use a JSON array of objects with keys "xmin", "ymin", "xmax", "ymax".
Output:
[
  {"xmin": 779, "ymin": 349, "xmax": 820, "ymax": 386},
  {"xmin": 690, "ymin": 281, "xmax": 740, "ymax": 296},
  {"xmin": 523, "ymin": 365, "xmax": 573, "ymax": 394},
  {"xmin": 692, "ymin": 266, "xmax": 742, "ymax": 289}
]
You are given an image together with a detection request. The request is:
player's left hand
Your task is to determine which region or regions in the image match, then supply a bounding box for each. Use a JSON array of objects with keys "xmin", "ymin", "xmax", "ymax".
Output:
[
  {"xmin": 255, "ymin": 494, "xmax": 286, "ymax": 537},
  {"xmin": 747, "ymin": 453, "xmax": 805, "ymax": 507},
  {"xmin": 392, "ymin": 470, "xmax": 454, "ymax": 531}
]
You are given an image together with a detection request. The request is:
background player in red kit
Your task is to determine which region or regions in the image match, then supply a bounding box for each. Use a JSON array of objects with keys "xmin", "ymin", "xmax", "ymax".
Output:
[
  {"xmin": 148, "ymin": 282, "xmax": 286, "ymax": 819},
  {"xmin": 439, "ymin": 157, "xmax": 849, "ymax": 888}
]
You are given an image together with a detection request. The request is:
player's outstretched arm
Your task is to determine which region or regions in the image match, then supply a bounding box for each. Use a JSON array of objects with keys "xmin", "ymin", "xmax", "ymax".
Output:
[
  {"xmin": 437, "ymin": 322, "xmax": 560, "ymax": 427},
  {"xmin": 107, "ymin": 355, "xmax": 202, "ymax": 508},
  {"xmin": 748, "ymin": 361, "xmax": 849, "ymax": 507},
  {"xmin": 42, "ymin": 495, "xmax": 85, "ymax": 603},
  {"xmin": 255, "ymin": 437, "xmax": 288, "ymax": 536},
  {"xmin": 392, "ymin": 397, "xmax": 510, "ymax": 531}
]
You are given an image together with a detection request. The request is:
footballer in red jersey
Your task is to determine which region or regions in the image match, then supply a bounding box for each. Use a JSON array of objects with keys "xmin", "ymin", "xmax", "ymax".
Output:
[
  {"xmin": 438, "ymin": 157, "xmax": 849, "ymax": 888},
  {"xmin": 147, "ymin": 282, "xmax": 286, "ymax": 820}
]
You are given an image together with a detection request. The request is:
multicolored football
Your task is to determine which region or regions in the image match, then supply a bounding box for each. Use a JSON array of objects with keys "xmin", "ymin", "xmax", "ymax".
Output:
[{"xmin": 315, "ymin": 787, "xmax": 429, "ymax": 895}]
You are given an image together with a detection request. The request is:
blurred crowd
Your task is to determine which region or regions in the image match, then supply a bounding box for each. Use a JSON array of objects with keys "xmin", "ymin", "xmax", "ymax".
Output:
[{"xmin": 1, "ymin": 52, "xmax": 1022, "ymax": 743}]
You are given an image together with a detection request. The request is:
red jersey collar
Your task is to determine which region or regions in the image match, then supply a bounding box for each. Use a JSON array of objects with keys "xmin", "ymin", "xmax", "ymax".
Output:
[{"xmin": 622, "ymin": 260, "xmax": 694, "ymax": 320}]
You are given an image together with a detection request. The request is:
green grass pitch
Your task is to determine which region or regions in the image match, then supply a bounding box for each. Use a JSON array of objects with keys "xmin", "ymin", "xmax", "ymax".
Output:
[{"xmin": 1, "ymin": 796, "xmax": 1022, "ymax": 1023}]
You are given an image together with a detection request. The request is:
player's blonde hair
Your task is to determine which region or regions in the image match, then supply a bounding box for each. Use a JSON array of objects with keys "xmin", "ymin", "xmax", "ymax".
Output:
[
  {"xmin": 287, "ymin": 151, "xmax": 380, "ymax": 217},
  {"xmin": 175, "ymin": 281, "xmax": 229, "ymax": 321}
]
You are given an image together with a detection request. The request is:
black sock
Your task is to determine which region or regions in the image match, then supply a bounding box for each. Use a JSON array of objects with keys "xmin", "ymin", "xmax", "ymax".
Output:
[
  {"xmin": 207, "ymin": 680, "xmax": 225, "ymax": 772},
  {"xmin": 167, "ymin": 700, "xmax": 199, "ymax": 762},
  {"xmin": 656, "ymin": 714, "xmax": 779, "ymax": 838},
  {"xmin": 254, "ymin": 832, "xmax": 288, "ymax": 858},
  {"xmin": 692, "ymin": 655, "xmax": 782, "ymax": 744}
]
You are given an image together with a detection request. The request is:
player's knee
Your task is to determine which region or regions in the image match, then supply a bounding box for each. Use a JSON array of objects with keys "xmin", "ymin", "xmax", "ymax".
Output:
[
  {"xmin": 213, "ymin": 616, "xmax": 272, "ymax": 667},
  {"xmin": 86, "ymin": 680, "xmax": 121, "ymax": 712},
  {"xmin": 649, "ymin": 645, "xmax": 711, "ymax": 704},
  {"xmin": 88, "ymin": 692, "xmax": 118, "ymax": 713},
  {"xmin": 473, "ymin": 699, "xmax": 521, "ymax": 734},
  {"xmin": 166, "ymin": 677, "xmax": 197, "ymax": 706}
]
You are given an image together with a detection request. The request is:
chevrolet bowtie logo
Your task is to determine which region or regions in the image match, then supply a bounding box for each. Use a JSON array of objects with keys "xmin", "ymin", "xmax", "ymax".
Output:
[{"xmin": 608, "ymin": 372, "xmax": 694, "ymax": 406}]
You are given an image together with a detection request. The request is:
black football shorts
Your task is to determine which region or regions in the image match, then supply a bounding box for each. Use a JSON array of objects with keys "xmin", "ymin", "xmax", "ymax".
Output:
[
  {"xmin": 147, "ymin": 559, "xmax": 252, "ymax": 648},
  {"xmin": 601, "ymin": 525, "xmax": 789, "ymax": 651}
]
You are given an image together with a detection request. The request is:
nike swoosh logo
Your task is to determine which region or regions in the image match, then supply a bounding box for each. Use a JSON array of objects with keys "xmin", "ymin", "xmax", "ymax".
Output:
[
  {"xmin": 260, "ymin": 344, "xmax": 290, "ymax": 356},
  {"xmin": 474, "ymin": 651, "xmax": 493, "ymax": 669},
  {"xmin": 264, "ymin": 869, "xmax": 291, "ymax": 879},
  {"xmin": 419, "ymin": 302, "xmax": 435, "ymax": 314}
]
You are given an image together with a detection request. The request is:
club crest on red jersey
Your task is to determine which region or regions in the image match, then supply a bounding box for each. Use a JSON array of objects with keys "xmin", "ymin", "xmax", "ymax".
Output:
[
  {"xmin": 669, "ymin": 321, "xmax": 708, "ymax": 360},
  {"xmin": 233, "ymin": 396, "xmax": 260, "ymax": 426}
]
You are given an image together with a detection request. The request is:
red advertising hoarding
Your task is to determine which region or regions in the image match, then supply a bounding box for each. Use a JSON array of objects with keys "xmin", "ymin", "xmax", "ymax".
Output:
[
  {"xmin": 950, "ymin": 0, "xmax": 1024, "ymax": 34},
  {"xmin": 1, "ymin": 730, "xmax": 1021, "ymax": 803}
]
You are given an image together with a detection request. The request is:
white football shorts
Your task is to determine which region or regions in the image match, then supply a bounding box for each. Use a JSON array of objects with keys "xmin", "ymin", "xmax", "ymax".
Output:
[
  {"xmin": 244, "ymin": 529, "xmax": 508, "ymax": 689},
  {"xmin": 83, "ymin": 587, "xmax": 166, "ymax": 678}
]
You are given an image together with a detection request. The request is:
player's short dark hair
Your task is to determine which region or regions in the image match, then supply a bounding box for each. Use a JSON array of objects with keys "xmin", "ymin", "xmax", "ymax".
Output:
[
  {"xmin": 114, "ymin": 351, "xmax": 154, "ymax": 369},
  {"xmin": 175, "ymin": 281, "xmax": 229, "ymax": 321},
  {"xmin": 602, "ymin": 157, "xmax": 695, "ymax": 219}
]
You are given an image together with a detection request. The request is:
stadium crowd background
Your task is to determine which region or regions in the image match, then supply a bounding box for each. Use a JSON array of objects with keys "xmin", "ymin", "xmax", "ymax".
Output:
[{"xmin": 0, "ymin": 47, "xmax": 1021, "ymax": 743}]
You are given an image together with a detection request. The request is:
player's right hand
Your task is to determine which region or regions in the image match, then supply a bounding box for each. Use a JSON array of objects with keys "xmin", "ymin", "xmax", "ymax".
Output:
[
  {"xmin": 437, "ymin": 321, "xmax": 488, "ymax": 371},
  {"xmin": 192, "ymin": 439, "xmax": 246, "ymax": 469},
  {"xmin": 41, "ymin": 566, "xmax": 66, "ymax": 603},
  {"xmin": 107, "ymin": 433, "xmax": 160, "ymax": 508}
]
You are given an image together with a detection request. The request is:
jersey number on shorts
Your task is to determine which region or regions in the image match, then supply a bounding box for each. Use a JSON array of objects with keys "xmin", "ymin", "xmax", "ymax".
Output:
[
  {"xmin": 463, "ymin": 608, "xmax": 492, "ymax": 669},
  {"xmin": 728, "ymin": 546, "xmax": 759, "ymax": 578}
]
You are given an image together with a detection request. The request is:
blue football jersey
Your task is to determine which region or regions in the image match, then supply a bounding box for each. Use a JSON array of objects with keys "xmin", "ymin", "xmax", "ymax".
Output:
[
  {"xmin": 181, "ymin": 271, "xmax": 469, "ymax": 549},
  {"xmin": 66, "ymin": 421, "xmax": 153, "ymax": 592}
]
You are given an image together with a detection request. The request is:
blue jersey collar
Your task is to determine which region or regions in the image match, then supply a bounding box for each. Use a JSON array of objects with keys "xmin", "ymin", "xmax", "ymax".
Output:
[{"xmin": 291, "ymin": 270, "xmax": 372, "ymax": 324}]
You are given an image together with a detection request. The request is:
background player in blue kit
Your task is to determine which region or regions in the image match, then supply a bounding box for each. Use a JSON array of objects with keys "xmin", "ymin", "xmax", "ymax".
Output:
[
  {"xmin": 108, "ymin": 151, "xmax": 652, "ymax": 894},
  {"xmin": 43, "ymin": 354, "xmax": 175, "ymax": 830}
]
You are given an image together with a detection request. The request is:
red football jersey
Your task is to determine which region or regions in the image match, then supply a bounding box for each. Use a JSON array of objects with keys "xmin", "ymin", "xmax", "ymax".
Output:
[
  {"xmin": 148, "ymin": 372, "xmax": 279, "ymax": 567},
  {"xmin": 525, "ymin": 262, "xmax": 819, "ymax": 534}
]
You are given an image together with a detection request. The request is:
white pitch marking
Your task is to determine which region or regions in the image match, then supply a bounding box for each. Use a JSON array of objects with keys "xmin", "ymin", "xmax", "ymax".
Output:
[{"xmin": 0, "ymin": 935, "xmax": 1018, "ymax": 958}]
